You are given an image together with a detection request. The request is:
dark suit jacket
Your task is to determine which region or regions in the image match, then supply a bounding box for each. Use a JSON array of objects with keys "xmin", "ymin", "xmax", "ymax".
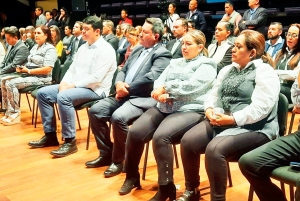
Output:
[
  {"xmin": 186, "ymin": 10, "xmax": 207, "ymax": 32},
  {"xmin": 117, "ymin": 37, "xmax": 130, "ymax": 55},
  {"xmin": 45, "ymin": 19, "xmax": 58, "ymax": 27},
  {"xmin": 166, "ymin": 39, "xmax": 183, "ymax": 59},
  {"xmin": 65, "ymin": 36, "xmax": 86, "ymax": 61},
  {"xmin": 0, "ymin": 40, "xmax": 29, "ymax": 74},
  {"xmin": 238, "ymin": 7, "xmax": 267, "ymax": 35},
  {"xmin": 104, "ymin": 34, "xmax": 119, "ymax": 51},
  {"xmin": 115, "ymin": 44, "xmax": 172, "ymax": 109}
]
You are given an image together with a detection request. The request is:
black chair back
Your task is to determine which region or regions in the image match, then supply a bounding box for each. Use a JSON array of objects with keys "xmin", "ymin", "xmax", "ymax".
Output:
[{"xmin": 278, "ymin": 93, "xmax": 289, "ymax": 136}]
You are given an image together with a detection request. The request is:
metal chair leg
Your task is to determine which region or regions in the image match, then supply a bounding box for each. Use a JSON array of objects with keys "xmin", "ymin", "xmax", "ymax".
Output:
[
  {"xmin": 75, "ymin": 110, "xmax": 81, "ymax": 130},
  {"xmin": 280, "ymin": 182, "xmax": 286, "ymax": 197},
  {"xmin": 173, "ymin": 144, "xmax": 179, "ymax": 168},
  {"xmin": 248, "ymin": 185, "xmax": 254, "ymax": 201},
  {"xmin": 142, "ymin": 142, "xmax": 150, "ymax": 180},
  {"xmin": 25, "ymin": 93, "xmax": 32, "ymax": 111},
  {"xmin": 32, "ymin": 98, "xmax": 35, "ymax": 125},
  {"xmin": 86, "ymin": 108, "xmax": 90, "ymax": 150},
  {"xmin": 227, "ymin": 162, "xmax": 233, "ymax": 187},
  {"xmin": 288, "ymin": 113, "xmax": 295, "ymax": 134}
]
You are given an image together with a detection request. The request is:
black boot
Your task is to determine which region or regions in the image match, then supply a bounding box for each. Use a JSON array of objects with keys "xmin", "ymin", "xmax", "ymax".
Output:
[
  {"xmin": 28, "ymin": 132, "xmax": 59, "ymax": 148},
  {"xmin": 119, "ymin": 173, "xmax": 141, "ymax": 195},
  {"xmin": 50, "ymin": 139, "xmax": 77, "ymax": 157},
  {"xmin": 176, "ymin": 188, "xmax": 200, "ymax": 201},
  {"xmin": 149, "ymin": 182, "xmax": 176, "ymax": 201}
]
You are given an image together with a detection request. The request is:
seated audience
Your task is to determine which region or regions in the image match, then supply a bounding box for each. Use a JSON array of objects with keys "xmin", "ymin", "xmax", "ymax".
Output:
[
  {"xmin": 185, "ymin": 0, "xmax": 206, "ymax": 32},
  {"xmin": 117, "ymin": 23, "xmax": 130, "ymax": 65},
  {"xmin": 115, "ymin": 24, "xmax": 122, "ymax": 39},
  {"xmin": 45, "ymin": 10, "xmax": 58, "ymax": 27},
  {"xmin": 49, "ymin": 25, "xmax": 63, "ymax": 58},
  {"xmin": 274, "ymin": 23, "xmax": 300, "ymax": 103},
  {"xmin": 28, "ymin": 16, "xmax": 117, "ymax": 157},
  {"xmin": 0, "ymin": 26, "xmax": 29, "ymax": 75},
  {"xmin": 99, "ymin": 13, "xmax": 107, "ymax": 21},
  {"xmin": 187, "ymin": 19, "xmax": 195, "ymax": 31},
  {"xmin": 119, "ymin": 26, "xmax": 139, "ymax": 68},
  {"xmin": 1, "ymin": 27, "xmax": 8, "ymax": 48},
  {"xmin": 85, "ymin": 18, "xmax": 172, "ymax": 178},
  {"xmin": 65, "ymin": 21, "xmax": 85, "ymax": 63},
  {"xmin": 135, "ymin": 25, "xmax": 142, "ymax": 35},
  {"xmin": 166, "ymin": 18, "xmax": 188, "ymax": 59},
  {"xmin": 102, "ymin": 20, "xmax": 119, "ymax": 51},
  {"xmin": 239, "ymin": 74, "xmax": 300, "ymax": 201},
  {"xmin": 24, "ymin": 26, "xmax": 36, "ymax": 50},
  {"xmin": 161, "ymin": 25, "xmax": 173, "ymax": 46},
  {"xmin": 238, "ymin": 0, "xmax": 267, "ymax": 35},
  {"xmin": 62, "ymin": 25, "xmax": 73, "ymax": 49},
  {"xmin": 164, "ymin": 3, "xmax": 180, "ymax": 32},
  {"xmin": 0, "ymin": 34, "xmax": 6, "ymax": 63},
  {"xmin": 265, "ymin": 22, "xmax": 284, "ymax": 58},
  {"xmin": 118, "ymin": 30, "xmax": 217, "ymax": 198},
  {"xmin": 119, "ymin": 9, "xmax": 133, "ymax": 26},
  {"xmin": 0, "ymin": 25, "xmax": 57, "ymax": 125},
  {"xmin": 179, "ymin": 30, "xmax": 280, "ymax": 201},
  {"xmin": 19, "ymin": 28, "xmax": 25, "ymax": 39},
  {"xmin": 208, "ymin": 21, "xmax": 234, "ymax": 73},
  {"xmin": 221, "ymin": 1, "xmax": 242, "ymax": 36}
]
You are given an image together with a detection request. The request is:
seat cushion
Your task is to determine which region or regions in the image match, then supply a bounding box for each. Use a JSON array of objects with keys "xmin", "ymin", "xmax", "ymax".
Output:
[{"xmin": 271, "ymin": 166, "xmax": 300, "ymax": 186}]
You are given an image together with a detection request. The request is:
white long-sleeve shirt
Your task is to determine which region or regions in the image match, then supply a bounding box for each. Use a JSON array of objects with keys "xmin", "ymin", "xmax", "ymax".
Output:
[{"xmin": 62, "ymin": 36, "xmax": 117, "ymax": 96}]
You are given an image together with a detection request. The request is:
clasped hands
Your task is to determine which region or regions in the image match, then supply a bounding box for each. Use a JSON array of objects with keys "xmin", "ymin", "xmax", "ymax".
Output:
[
  {"xmin": 115, "ymin": 82, "xmax": 130, "ymax": 100},
  {"xmin": 205, "ymin": 108, "xmax": 236, "ymax": 127},
  {"xmin": 59, "ymin": 81, "xmax": 76, "ymax": 92},
  {"xmin": 16, "ymin": 66, "xmax": 29, "ymax": 73},
  {"xmin": 151, "ymin": 86, "xmax": 172, "ymax": 104}
]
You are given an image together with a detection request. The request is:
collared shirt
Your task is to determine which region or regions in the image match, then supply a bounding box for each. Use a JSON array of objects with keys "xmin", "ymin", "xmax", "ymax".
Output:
[
  {"xmin": 62, "ymin": 36, "xmax": 117, "ymax": 96},
  {"xmin": 171, "ymin": 37, "xmax": 182, "ymax": 54},
  {"xmin": 36, "ymin": 14, "xmax": 47, "ymax": 26},
  {"xmin": 249, "ymin": 8, "xmax": 258, "ymax": 20},
  {"xmin": 266, "ymin": 36, "xmax": 283, "ymax": 57},
  {"xmin": 26, "ymin": 42, "xmax": 57, "ymax": 68}
]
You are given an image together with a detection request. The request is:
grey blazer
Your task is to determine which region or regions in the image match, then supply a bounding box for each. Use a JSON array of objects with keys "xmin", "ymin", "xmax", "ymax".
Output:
[
  {"xmin": 105, "ymin": 34, "xmax": 119, "ymax": 51},
  {"xmin": 238, "ymin": 7, "xmax": 267, "ymax": 34},
  {"xmin": 166, "ymin": 39, "xmax": 183, "ymax": 59},
  {"xmin": 115, "ymin": 43, "xmax": 172, "ymax": 109},
  {"xmin": 0, "ymin": 40, "xmax": 29, "ymax": 74}
]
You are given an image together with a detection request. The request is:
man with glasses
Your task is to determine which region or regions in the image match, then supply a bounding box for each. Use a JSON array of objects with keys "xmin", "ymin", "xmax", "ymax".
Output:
[{"xmin": 265, "ymin": 22, "xmax": 284, "ymax": 58}]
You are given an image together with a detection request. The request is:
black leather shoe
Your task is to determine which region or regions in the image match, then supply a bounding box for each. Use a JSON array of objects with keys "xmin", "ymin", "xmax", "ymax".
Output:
[
  {"xmin": 119, "ymin": 174, "xmax": 141, "ymax": 195},
  {"xmin": 85, "ymin": 156, "xmax": 112, "ymax": 168},
  {"xmin": 149, "ymin": 182, "xmax": 176, "ymax": 201},
  {"xmin": 103, "ymin": 162, "xmax": 124, "ymax": 178},
  {"xmin": 50, "ymin": 139, "xmax": 77, "ymax": 157},
  {"xmin": 28, "ymin": 135, "xmax": 59, "ymax": 148},
  {"xmin": 176, "ymin": 189, "xmax": 200, "ymax": 201}
]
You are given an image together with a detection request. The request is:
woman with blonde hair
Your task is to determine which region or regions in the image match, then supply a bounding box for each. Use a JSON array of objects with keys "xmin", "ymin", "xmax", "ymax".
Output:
[
  {"xmin": 49, "ymin": 25, "xmax": 63, "ymax": 58},
  {"xmin": 274, "ymin": 23, "xmax": 300, "ymax": 103},
  {"xmin": 179, "ymin": 30, "xmax": 280, "ymax": 201},
  {"xmin": 115, "ymin": 24, "xmax": 122, "ymax": 39},
  {"xmin": 119, "ymin": 26, "xmax": 140, "ymax": 68},
  {"xmin": 118, "ymin": 30, "xmax": 217, "ymax": 200}
]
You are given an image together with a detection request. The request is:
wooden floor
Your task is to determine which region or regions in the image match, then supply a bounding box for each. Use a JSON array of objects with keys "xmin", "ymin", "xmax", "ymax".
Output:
[{"xmin": 0, "ymin": 94, "xmax": 298, "ymax": 201}]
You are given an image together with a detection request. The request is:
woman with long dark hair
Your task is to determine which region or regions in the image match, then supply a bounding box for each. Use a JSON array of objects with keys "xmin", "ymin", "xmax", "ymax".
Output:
[{"xmin": 57, "ymin": 7, "xmax": 70, "ymax": 39}]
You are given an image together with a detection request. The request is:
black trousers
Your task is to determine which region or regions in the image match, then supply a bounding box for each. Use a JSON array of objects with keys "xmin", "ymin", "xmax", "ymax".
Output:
[
  {"xmin": 125, "ymin": 107, "xmax": 203, "ymax": 185},
  {"xmin": 180, "ymin": 119, "xmax": 270, "ymax": 201},
  {"xmin": 88, "ymin": 97, "xmax": 145, "ymax": 163},
  {"xmin": 239, "ymin": 131, "xmax": 300, "ymax": 201}
]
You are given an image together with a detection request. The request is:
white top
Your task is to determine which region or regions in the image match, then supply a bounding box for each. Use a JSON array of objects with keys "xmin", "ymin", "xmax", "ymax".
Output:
[
  {"xmin": 204, "ymin": 59, "xmax": 280, "ymax": 127},
  {"xmin": 275, "ymin": 49, "xmax": 300, "ymax": 81},
  {"xmin": 208, "ymin": 39, "xmax": 232, "ymax": 65},
  {"xmin": 164, "ymin": 13, "xmax": 180, "ymax": 31},
  {"xmin": 62, "ymin": 36, "xmax": 117, "ymax": 97},
  {"xmin": 0, "ymin": 43, "xmax": 5, "ymax": 63}
]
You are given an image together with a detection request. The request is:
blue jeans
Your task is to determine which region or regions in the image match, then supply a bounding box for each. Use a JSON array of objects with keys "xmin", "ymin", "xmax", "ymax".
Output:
[{"xmin": 37, "ymin": 84, "xmax": 105, "ymax": 138}]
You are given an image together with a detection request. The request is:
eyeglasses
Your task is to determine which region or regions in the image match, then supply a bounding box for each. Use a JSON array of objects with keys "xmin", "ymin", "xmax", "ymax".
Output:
[{"xmin": 285, "ymin": 32, "xmax": 299, "ymax": 39}]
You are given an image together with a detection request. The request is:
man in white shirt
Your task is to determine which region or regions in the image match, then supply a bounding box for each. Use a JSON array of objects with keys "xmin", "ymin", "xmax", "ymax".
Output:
[
  {"xmin": 265, "ymin": 22, "xmax": 284, "ymax": 58},
  {"xmin": 35, "ymin": 6, "xmax": 47, "ymax": 26},
  {"xmin": 28, "ymin": 16, "xmax": 117, "ymax": 158}
]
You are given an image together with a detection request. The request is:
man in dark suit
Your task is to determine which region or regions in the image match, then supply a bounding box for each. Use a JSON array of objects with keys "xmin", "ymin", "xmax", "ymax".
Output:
[
  {"xmin": 102, "ymin": 20, "xmax": 119, "ymax": 51},
  {"xmin": 185, "ymin": 0, "xmax": 207, "ymax": 32},
  {"xmin": 65, "ymin": 21, "xmax": 86, "ymax": 64},
  {"xmin": 0, "ymin": 26, "xmax": 29, "ymax": 75},
  {"xmin": 44, "ymin": 11, "xmax": 58, "ymax": 27},
  {"xmin": 86, "ymin": 18, "xmax": 172, "ymax": 178},
  {"xmin": 238, "ymin": 0, "xmax": 267, "ymax": 35},
  {"xmin": 166, "ymin": 18, "xmax": 188, "ymax": 59}
]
